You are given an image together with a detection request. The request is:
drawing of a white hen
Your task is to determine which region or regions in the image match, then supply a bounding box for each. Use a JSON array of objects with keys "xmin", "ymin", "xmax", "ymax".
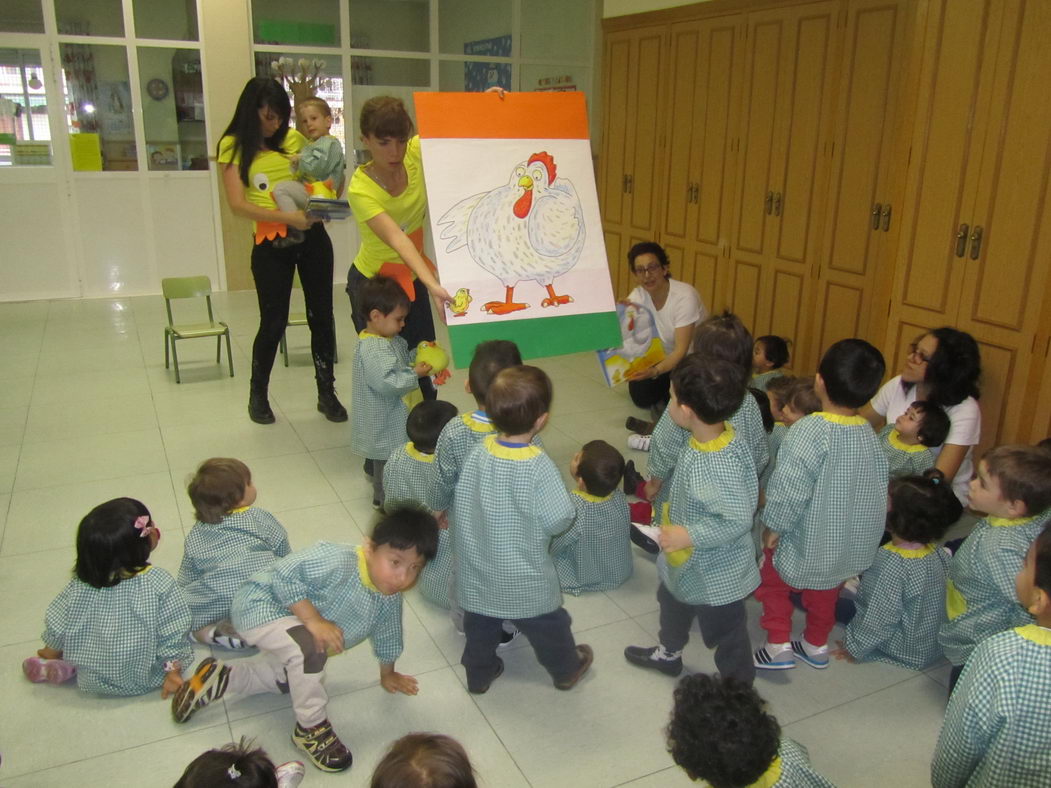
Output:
[{"xmin": 436, "ymin": 151, "xmax": 585, "ymax": 314}]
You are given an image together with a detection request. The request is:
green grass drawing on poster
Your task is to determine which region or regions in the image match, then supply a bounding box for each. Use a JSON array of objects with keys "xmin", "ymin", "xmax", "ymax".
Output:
[{"xmin": 446, "ymin": 311, "xmax": 621, "ymax": 369}]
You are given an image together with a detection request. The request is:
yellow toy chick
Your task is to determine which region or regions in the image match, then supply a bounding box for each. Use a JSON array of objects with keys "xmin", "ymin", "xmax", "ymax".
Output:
[{"xmin": 448, "ymin": 288, "xmax": 472, "ymax": 317}]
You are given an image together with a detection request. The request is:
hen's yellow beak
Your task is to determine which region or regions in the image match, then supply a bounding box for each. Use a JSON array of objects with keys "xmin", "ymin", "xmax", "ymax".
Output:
[{"xmin": 518, "ymin": 175, "xmax": 533, "ymax": 189}]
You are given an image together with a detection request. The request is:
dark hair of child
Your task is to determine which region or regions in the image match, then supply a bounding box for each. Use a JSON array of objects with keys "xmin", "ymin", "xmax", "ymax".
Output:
[
  {"xmin": 756, "ymin": 335, "xmax": 790, "ymax": 369},
  {"xmin": 786, "ymin": 377, "xmax": 821, "ymax": 416},
  {"xmin": 749, "ymin": 388, "xmax": 774, "ymax": 433},
  {"xmin": 74, "ymin": 497, "xmax": 153, "ymax": 589},
  {"xmin": 911, "ymin": 401, "xmax": 951, "ymax": 448},
  {"xmin": 982, "ymin": 445, "xmax": 1051, "ymax": 515},
  {"xmin": 1036, "ymin": 437, "xmax": 1051, "ymax": 453},
  {"xmin": 886, "ymin": 469, "xmax": 963, "ymax": 543},
  {"xmin": 926, "ymin": 327, "xmax": 981, "ymax": 407},
  {"xmin": 188, "ymin": 457, "xmax": 251, "ymax": 525},
  {"xmin": 175, "ymin": 737, "xmax": 277, "ymax": 788},
  {"xmin": 577, "ymin": 440, "xmax": 626, "ymax": 497},
  {"xmin": 467, "ymin": 339, "xmax": 522, "ymax": 406},
  {"xmin": 1034, "ymin": 522, "xmax": 1051, "ymax": 596},
  {"xmin": 298, "ymin": 96, "xmax": 332, "ymax": 118},
  {"xmin": 671, "ymin": 355, "xmax": 748, "ymax": 425},
  {"xmin": 693, "ymin": 311, "xmax": 753, "ymax": 374},
  {"xmin": 407, "ymin": 400, "xmax": 459, "ymax": 455},
  {"xmin": 370, "ymin": 732, "xmax": 478, "ymax": 788},
  {"xmin": 361, "ymin": 274, "xmax": 410, "ymax": 318},
  {"xmin": 666, "ymin": 673, "xmax": 781, "ymax": 787},
  {"xmin": 765, "ymin": 374, "xmax": 796, "ymax": 402},
  {"xmin": 486, "ymin": 365, "xmax": 552, "ymax": 435},
  {"xmin": 217, "ymin": 77, "xmax": 291, "ymax": 187},
  {"xmin": 817, "ymin": 338, "xmax": 886, "ymax": 408},
  {"xmin": 373, "ymin": 506, "xmax": 440, "ymax": 562},
  {"xmin": 360, "ymin": 95, "xmax": 414, "ymax": 140}
]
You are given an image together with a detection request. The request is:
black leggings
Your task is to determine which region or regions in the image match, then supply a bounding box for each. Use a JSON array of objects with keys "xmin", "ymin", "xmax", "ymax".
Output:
[
  {"xmin": 628, "ymin": 372, "xmax": 671, "ymax": 410},
  {"xmin": 250, "ymin": 223, "xmax": 335, "ymax": 388}
]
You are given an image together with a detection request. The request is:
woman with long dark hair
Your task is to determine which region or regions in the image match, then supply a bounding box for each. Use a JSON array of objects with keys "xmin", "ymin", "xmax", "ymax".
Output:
[{"xmin": 216, "ymin": 77, "xmax": 345, "ymax": 425}]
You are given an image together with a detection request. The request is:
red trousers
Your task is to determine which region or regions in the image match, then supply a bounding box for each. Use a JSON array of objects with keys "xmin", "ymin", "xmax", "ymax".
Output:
[{"xmin": 755, "ymin": 548, "xmax": 842, "ymax": 646}]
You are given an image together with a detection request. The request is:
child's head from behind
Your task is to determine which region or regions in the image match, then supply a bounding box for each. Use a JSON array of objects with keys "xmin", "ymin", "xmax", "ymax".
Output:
[
  {"xmin": 367, "ymin": 507, "xmax": 440, "ymax": 595},
  {"xmin": 693, "ymin": 311, "xmax": 753, "ymax": 374},
  {"xmin": 894, "ymin": 401, "xmax": 950, "ymax": 448},
  {"xmin": 765, "ymin": 375, "xmax": 796, "ymax": 422},
  {"xmin": 783, "ymin": 377, "xmax": 820, "ymax": 424},
  {"xmin": 175, "ymin": 738, "xmax": 277, "ymax": 788},
  {"xmin": 753, "ymin": 335, "xmax": 789, "ymax": 373},
  {"xmin": 887, "ymin": 469, "xmax": 963, "ymax": 543},
  {"xmin": 571, "ymin": 440, "xmax": 625, "ymax": 497},
  {"xmin": 370, "ymin": 732, "xmax": 477, "ymax": 788},
  {"xmin": 1016, "ymin": 522, "xmax": 1051, "ymax": 621},
  {"xmin": 667, "ymin": 674, "xmax": 780, "ymax": 787},
  {"xmin": 670, "ymin": 355, "xmax": 748, "ymax": 427},
  {"xmin": 362, "ymin": 275, "xmax": 411, "ymax": 337},
  {"xmin": 298, "ymin": 97, "xmax": 333, "ymax": 141},
  {"xmin": 970, "ymin": 445, "xmax": 1051, "ymax": 519},
  {"xmin": 407, "ymin": 400, "xmax": 458, "ymax": 454},
  {"xmin": 816, "ymin": 338, "xmax": 886, "ymax": 409},
  {"xmin": 75, "ymin": 497, "xmax": 157, "ymax": 589},
  {"xmin": 188, "ymin": 457, "xmax": 253, "ymax": 525},
  {"xmin": 486, "ymin": 365, "xmax": 552, "ymax": 436},
  {"xmin": 467, "ymin": 339, "xmax": 522, "ymax": 408}
]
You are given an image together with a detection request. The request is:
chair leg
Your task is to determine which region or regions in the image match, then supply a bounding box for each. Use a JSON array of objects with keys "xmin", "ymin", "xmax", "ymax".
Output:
[
  {"xmin": 164, "ymin": 331, "xmax": 170, "ymax": 369},
  {"xmin": 171, "ymin": 337, "xmax": 181, "ymax": 384},
  {"xmin": 281, "ymin": 331, "xmax": 289, "ymax": 367},
  {"xmin": 225, "ymin": 330, "xmax": 234, "ymax": 378},
  {"xmin": 216, "ymin": 335, "xmax": 221, "ymax": 364}
]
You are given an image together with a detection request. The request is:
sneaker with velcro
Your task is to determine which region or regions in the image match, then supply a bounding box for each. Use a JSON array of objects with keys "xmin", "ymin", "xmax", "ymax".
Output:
[
  {"xmin": 292, "ymin": 719, "xmax": 353, "ymax": 772},
  {"xmin": 753, "ymin": 644, "xmax": 796, "ymax": 670}
]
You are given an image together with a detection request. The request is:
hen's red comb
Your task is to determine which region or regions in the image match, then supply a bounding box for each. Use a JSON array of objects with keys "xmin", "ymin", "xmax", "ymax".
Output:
[{"xmin": 528, "ymin": 151, "xmax": 556, "ymax": 184}]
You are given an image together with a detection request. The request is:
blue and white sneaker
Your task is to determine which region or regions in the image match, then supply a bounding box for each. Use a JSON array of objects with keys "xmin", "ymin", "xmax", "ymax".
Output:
[
  {"xmin": 791, "ymin": 639, "xmax": 830, "ymax": 669},
  {"xmin": 753, "ymin": 643, "xmax": 795, "ymax": 670}
]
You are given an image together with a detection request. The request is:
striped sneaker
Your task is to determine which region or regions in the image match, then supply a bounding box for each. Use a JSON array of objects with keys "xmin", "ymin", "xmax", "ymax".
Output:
[
  {"xmin": 792, "ymin": 639, "xmax": 830, "ymax": 669},
  {"xmin": 753, "ymin": 643, "xmax": 796, "ymax": 670},
  {"xmin": 172, "ymin": 657, "xmax": 230, "ymax": 723},
  {"xmin": 292, "ymin": 719, "xmax": 353, "ymax": 772}
]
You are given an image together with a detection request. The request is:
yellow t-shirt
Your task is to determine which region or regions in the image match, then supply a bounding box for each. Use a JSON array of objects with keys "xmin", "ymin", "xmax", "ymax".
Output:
[
  {"xmin": 217, "ymin": 130, "xmax": 307, "ymax": 230},
  {"xmin": 347, "ymin": 135, "xmax": 427, "ymax": 278}
]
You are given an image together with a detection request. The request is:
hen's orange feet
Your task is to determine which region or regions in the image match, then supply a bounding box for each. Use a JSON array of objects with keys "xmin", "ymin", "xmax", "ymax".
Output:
[{"xmin": 484, "ymin": 301, "xmax": 529, "ymax": 315}]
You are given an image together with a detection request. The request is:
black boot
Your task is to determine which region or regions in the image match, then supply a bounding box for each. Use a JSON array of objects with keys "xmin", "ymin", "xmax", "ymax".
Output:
[
  {"xmin": 248, "ymin": 385, "xmax": 275, "ymax": 425},
  {"xmin": 317, "ymin": 384, "xmax": 348, "ymax": 422}
]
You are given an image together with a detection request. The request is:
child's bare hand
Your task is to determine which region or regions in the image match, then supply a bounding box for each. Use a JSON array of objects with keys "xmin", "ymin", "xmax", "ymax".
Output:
[
  {"xmin": 643, "ymin": 478, "xmax": 662, "ymax": 501},
  {"xmin": 659, "ymin": 525, "xmax": 692, "ymax": 552},
  {"xmin": 413, "ymin": 361, "xmax": 433, "ymax": 377},
  {"xmin": 831, "ymin": 640, "xmax": 856, "ymax": 663},
  {"xmin": 380, "ymin": 671, "xmax": 419, "ymax": 695},
  {"xmin": 434, "ymin": 510, "xmax": 449, "ymax": 530},
  {"xmin": 762, "ymin": 528, "xmax": 780, "ymax": 550},
  {"xmin": 305, "ymin": 618, "xmax": 344, "ymax": 655},
  {"xmin": 37, "ymin": 646, "xmax": 63, "ymax": 660},
  {"xmin": 160, "ymin": 670, "xmax": 184, "ymax": 699}
]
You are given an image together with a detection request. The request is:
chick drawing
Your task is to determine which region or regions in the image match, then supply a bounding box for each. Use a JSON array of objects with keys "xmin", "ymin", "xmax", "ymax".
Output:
[
  {"xmin": 436, "ymin": 151, "xmax": 585, "ymax": 315},
  {"xmin": 448, "ymin": 288, "xmax": 472, "ymax": 317}
]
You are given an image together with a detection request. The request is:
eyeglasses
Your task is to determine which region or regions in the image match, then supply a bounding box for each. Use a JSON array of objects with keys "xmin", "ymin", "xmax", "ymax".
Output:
[
  {"xmin": 634, "ymin": 263, "xmax": 664, "ymax": 275},
  {"xmin": 907, "ymin": 343, "xmax": 932, "ymax": 364}
]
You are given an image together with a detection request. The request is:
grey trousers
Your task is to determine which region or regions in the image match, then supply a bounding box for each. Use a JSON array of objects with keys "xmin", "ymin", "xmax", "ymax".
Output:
[{"xmin": 657, "ymin": 583, "xmax": 754, "ymax": 684}]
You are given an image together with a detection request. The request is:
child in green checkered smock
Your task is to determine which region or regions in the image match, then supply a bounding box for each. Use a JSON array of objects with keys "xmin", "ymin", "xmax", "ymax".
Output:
[
  {"xmin": 938, "ymin": 446, "xmax": 1051, "ymax": 689},
  {"xmin": 350, "ymin": 276, "xmax": 433, "ymax": 506},
  {"xmin": 552, "ymin": 440, "xmax": 633, "ymax": 595},
  {"xmin": 751, "ymin": 335, "xmax": 790, "ymax": 392},
  {"xmin": 932, "ymin": 522, "xmax": 1051, "ymax": 787},
  {"xmin": 24, "ymin": 498, "xmax": 193, "ymax": 697},
  {"xmin": 838, "ymin": 471, "xmax": 962, "ymax": 670},
  {"xmin": 178, "ymin": 458, "xmax": 291, "ymax": 645},
  {"xmin": 877, "ymin": 400, "xmax": 949, "ymax": 478}
]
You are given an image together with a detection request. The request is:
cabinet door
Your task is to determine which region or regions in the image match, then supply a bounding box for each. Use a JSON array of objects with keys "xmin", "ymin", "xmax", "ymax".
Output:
[
  {"xmin": 599, "ymin": 30, "xmax": 635, "ymax": 229},
  {"xmin": 809, "ymin": 0, "xmax": 912, "ymax": 371}
]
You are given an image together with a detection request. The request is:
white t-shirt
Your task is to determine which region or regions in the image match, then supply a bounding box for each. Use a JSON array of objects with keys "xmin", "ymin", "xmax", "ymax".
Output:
[
  {"xmin": 627, "ymin": 278, "xmax": 707, "ymax": 356},
  {"xmin": 870, "ymin": 375, "xmax": 981, "ymax": 504}
]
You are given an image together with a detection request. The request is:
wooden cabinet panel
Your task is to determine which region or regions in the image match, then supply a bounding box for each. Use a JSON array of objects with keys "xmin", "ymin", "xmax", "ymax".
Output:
[
  {"xmin": 599, "ymin": 34, "xmax": 632, "ymax": 227},
  {"xmin": 628, "ymin": 32, "xmax": 666, "ymax": 235}
]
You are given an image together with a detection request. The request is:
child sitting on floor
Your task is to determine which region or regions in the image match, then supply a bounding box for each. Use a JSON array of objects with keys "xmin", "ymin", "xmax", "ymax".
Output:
[
  {"xmin": 383, "ymin": 399, "xmax": 458, "ymax": 512},
  {"xmin": 175, "ymin": 737, "xmax": 304, "ymax": 788},
  {"xmin": 370, "ymin": 733, "xmax": 478, "ymax": 788},
  {"xmin": 834, "ymin": 469, "xmax": 962, "ymax": 669},
  {"xmin": 551, "ymin": 440, "xmax": 633, "ymax": 595},
  {"xmin": 877, "ymin": 400, "xmax": 950, "ymax": 477},
  {"xmin": 751, "ymin": 334, "xmax": 790, "ymax": 392},
  {"xmin": 178, "ymin": 457, "xmax": 291, "ymax": 649}
]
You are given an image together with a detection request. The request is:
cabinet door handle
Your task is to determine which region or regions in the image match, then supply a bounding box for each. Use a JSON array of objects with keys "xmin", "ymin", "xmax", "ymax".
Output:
[
  {"xmin": 773, "ymin": 191, "xmax": 782, "ymax": 217},
  {"xmin": 872, "ymin": 203, "xmax": 882, "ymax": 230},
  {"xmin": 955, "ymin": 223, "xmax": 970, "ymax": 257},
  {"xmin": 969, "ymin": 225, "xmax": 983, "ymax": 260},
  {"xmin": 693, "ymin": 183, "xmax": 700, "ymax": 203},
  {"xmin": 765, "ymin": 191, "xmax": 774, "ymax": 215},
  {"xmin": 622, "ymin": 174, "xmax": 628, "ymax": 194},
  {"xmin": 881, "ymin": 204, "xmax": 892, "ymax": 232},
  {"xmin": 626, "ymin": 174, "xmax": 633, "ymax": 194}
]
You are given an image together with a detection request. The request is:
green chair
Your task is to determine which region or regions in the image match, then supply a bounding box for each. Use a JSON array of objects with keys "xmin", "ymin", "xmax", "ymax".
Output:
[
  {"xmin": 279, "ymin": 271, "xmax": 338, "ymax": 367},
  {"xmin": 162, "ymin": 276, "xmax": 234, "ymax": 384}
]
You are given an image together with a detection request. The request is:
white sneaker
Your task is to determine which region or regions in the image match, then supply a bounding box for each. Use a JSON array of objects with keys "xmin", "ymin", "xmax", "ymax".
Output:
[
  {"xmin": 276, "ymin": 761, "xmax": 306, "ymax": 788},
  {"xmin": 627, "ymin": 433, "xmax": 651, "ymax": 451}
]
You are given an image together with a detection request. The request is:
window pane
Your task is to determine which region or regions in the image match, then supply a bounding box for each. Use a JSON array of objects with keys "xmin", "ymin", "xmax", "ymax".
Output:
[
  {"xmin": 254, "ymin": 53, "xmax": 346, "ymax": 152},
  {"xmin": 349, "ymin": 0, "xmax": 429, "ymax": 52},
  {"xmin": 346, "ymin": 60, "xmax": 429, "ymax": 164},
  {"xmin": 138, "ymin": 47, "xmax": 207, "ymax": 170},
  {"xmin": 134, "ymin": 0, "xmax": 199, "ymax": 41},
  {"xmin": 521, "ymin": 64, "xmax": 590, "ymax": 97},
  {"xmin": 522, "ymin": 0, "xmax": 593, "ymax": 61},
  {"xmin": 438, "ymin": 59, "xmax": 510, "ymax": 92},
  {"xmin": 56, "ymin": 0, "xmax": 124, "ymax": 36},
  {"xmin": 0, "ymin": 0, "xmax": 44, "ymax": 34},
  {"xmin": 61, "ymin": 43, "xmax": 137, "ymax": 171},
  {"xmin": 439, "ymin": 0, "xmax": 511, "ymax": 56},
  {"xmin": 0, "ymin": 49, "xmax": 52, "ymax": 165},
  {"xmin": 253, "ymin": 0, "xmax": 340, "ymax": 47}
]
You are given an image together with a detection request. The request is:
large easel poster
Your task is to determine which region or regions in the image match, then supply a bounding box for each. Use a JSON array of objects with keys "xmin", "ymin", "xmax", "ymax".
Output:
[{"xmin": 416, "ymin": 91, "xmax": 620, "ymax": 368}]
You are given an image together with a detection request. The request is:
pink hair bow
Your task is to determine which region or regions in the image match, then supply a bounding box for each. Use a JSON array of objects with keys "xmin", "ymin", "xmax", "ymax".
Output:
[{"xmin": 134, "ymin": 515, "xmax": 157, "ymax": 539}]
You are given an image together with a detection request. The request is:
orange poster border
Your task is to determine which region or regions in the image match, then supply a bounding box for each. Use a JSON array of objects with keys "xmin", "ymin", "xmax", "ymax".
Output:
[{"xmin": 415, "ymin": 92, "xmax": 589, "ymax": 139}]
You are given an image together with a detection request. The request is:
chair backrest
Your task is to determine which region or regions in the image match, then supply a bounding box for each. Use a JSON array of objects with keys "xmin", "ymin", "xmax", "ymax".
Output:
[{"xmin": 162, "ymin": 276, "xmax": 216, "ymax": 327}]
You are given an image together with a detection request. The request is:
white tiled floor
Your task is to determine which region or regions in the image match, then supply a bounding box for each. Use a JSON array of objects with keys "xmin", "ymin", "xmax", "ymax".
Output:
[{"xmin": 0, "ymin": 291, "xmax": 951, "ymax": 787}]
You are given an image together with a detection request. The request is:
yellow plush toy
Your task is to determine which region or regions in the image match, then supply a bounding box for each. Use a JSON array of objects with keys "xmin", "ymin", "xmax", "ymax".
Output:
[{"xmin": 416, "ymin": 341, "xmax": 451, "ymax": 385}]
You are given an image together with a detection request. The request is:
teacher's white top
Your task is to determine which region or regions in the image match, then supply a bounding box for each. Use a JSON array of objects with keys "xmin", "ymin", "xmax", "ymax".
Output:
[{"xmin": 628, "ymin": 278, "xmax": 707, "ymax": 356}]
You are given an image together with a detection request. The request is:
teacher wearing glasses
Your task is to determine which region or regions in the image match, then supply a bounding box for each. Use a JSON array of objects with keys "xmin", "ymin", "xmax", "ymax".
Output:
[{"xmin": 861, "ymin": 327, "xmax": 982, "ymax": 505}]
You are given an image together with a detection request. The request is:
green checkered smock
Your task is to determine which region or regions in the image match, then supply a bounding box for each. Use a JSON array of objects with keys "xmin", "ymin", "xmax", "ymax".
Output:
[
  {"xmin": 765, "ymin": 738, "xmax": 836, "ymax": 787},
  {"xmin": 932, "ymin": 625, "xmax": 1051, "ymax": 787},
  {"xmin": 878, "ymin": 424, "xmax": 935, "ymax": 478},
  {"xmin": 42, "ymin": 566, "xmax": 193, "ymax": 696},
  {"xmin": 232, "ymin": 541, "xmax": 403, "ymax": 664},
  {"xmin": 844, "ymin": 542, "xmax": 949, "ymax": 670},
  {"xmin": 658, "ymin": 426, "xmax": 760, "ymax": 606},
  {"xmin": 761, "ymin": 422, "xmax": 789, "ymax": 489},
  {"xmin": 750, "ymin": 369, "xmax": 786, "ymax": 392},
  {"xmin": 938, "ymin": 512, "xmax": 1049, "ymax": 666},
  {"xmin": 764, "ymin": 412, "xmax": 889, "ymax": 590},
  {"xmin": 384, "ymin": 442, "xmax": 436, "ymax": 510},
  {"xmin": 453, "ymin": 436, "xmax": 574, "ymax": 619},
  {"xmin": 350, "ymin": 331, "xmax": 418, "ymax": 462},
  {"xmin": 551, "ymin": 489, "xmax": 633, "ymax": 595},
  {"xmin": 425, "ymin": 410, "xmax": 494, "ymax": 513},
  {"xmin": 177, "ymin": 507, "xmax": 292, "ymax": 630}
]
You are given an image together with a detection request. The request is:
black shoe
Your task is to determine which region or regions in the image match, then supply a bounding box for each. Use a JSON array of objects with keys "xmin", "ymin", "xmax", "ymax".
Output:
[
  {"xmin": 623, "ymin": 459, "xmax": 645, "ymax": 496},
  {"xmin": 498, "ymin": 626, "xmax": 520, "ymax": 648},
  {"xmin": 363, "ymin": 459, "xmax": 374, "ymax": 477},
  {"xmin": 625, "ymin": 416, "xmax": 655, "ymax": 435},
  {"xmin": 630, "ymin": 523, "xmax": 660, "ymax": 555},
  {"xmin": 624, "ymin": 645, "xmax": 683, "ymax": 676},
  {"xmin": 317, "ymin": 388, "xmax": 348, "ymax": 422},
  {"xmin": 468, "ymin": 658, "xmax": 504, "ymax": 694},
  {"xmin": 248, "ymin": 389, "xmax": 275, "ymax": 424}
]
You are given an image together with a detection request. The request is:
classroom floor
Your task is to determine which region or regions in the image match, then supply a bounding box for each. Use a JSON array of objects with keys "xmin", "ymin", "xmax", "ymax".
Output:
[{"xmin": 0, "ymin": 290, "xmax": 953, "ymax": 787}]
